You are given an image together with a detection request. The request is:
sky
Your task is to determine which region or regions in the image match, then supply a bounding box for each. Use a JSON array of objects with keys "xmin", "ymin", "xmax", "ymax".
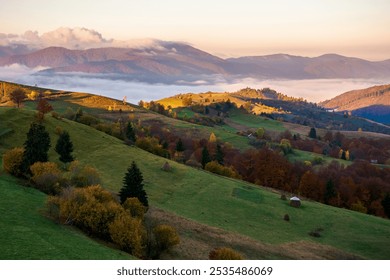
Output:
[{"xmin": 1, "ymin": 0, "xmax": 390, "ymax": 60}]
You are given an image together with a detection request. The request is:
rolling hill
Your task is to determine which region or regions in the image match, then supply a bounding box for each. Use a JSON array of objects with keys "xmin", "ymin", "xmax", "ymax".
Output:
[
  {"xmin": 320, "ymin": 84, "xmax": 390, "ymax": 124},
  {"xmin": 0, "ymin": 173, "xmax": 133, "ymax": 260},
  {"xmin": 1, "ymin": 86, "xmax": 390, "ymax": 259}
]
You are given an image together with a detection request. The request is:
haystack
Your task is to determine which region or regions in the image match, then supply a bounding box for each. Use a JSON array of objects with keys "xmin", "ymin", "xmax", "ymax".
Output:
[{"xmin": 289, "ymin": 196, "xmax": 301, "ymax": 208}]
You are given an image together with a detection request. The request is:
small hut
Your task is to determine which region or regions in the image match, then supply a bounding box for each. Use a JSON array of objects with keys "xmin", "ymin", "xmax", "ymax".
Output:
[{"xmin": 290, "ymin": 196, "xmax": 301, "ymax": 208}]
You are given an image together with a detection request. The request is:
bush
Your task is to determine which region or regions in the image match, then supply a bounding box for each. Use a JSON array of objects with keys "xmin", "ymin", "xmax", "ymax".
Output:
[
  {"xmin": 46, "ymin": 195, "xmax": 61, "ymax": 221},
  {"xmin": 30, "ymin": 162, "xmax": 62, "ymax": 194},
  {"xmin": 109, "ymin": 212, "xmax": 146, "ymax": 257},
  {"xmin": 55, "ymin": 126, "xmax": 63, "ymax": 135},
  {"xmin": 63, "ymin": 107, "xmax": 76, "ymax": 120},
  {"xmin": 68, "ymin": 161, "xmax": 101, "ymax": 187},
  {"xmin": 209, "ymin": 247, "xmax": 244, "ymax": 260},
  {"xmin": 78, "ymin": 114, "xmax": 100, "ymax": 126},
  {"xmin": 205, "ymin": 161, "xmax": 241, "ymax": 179},
  {"xmin": 51, "ymin": 111, "xmax": 61, "ymax": 120},
  {"xmin": 2, "ymin": 147, "xmax": 24, "ymax": 177},
  {"xmin": 54, "ymin": 185, "xmax": 123, "ymax": 240},
  {"xmin": 123, "ymin": 197, "xmax": 147, "ymax": 219},
  {"xmin": 153, "ymin": 224, "xmax": 180, "ymax": 253}
]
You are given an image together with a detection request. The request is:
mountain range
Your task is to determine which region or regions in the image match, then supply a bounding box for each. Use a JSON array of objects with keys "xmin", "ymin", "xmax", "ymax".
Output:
[
  {"xmin": 320, "ymin": 84, "xmax": 390, "ymax": 124},
  {"xmin": 1, "ymin": 42, "xmax": 390, "ymax": 83}
]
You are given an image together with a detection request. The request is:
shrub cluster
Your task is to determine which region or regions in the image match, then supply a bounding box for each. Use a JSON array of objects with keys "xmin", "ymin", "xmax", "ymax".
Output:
[{"xmin": 209, "ymin": 247, "xmax": 244, "ymax": 260}]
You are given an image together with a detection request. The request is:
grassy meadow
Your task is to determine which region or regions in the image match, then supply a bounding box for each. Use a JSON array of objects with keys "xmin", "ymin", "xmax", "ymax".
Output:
[
  {"xmin": 0, "ymin": 173, "xmax": 132, "ymax": 260},
  {"xmin": 1, "ymin": 106, "xmax": 390, "ymax": 259}
]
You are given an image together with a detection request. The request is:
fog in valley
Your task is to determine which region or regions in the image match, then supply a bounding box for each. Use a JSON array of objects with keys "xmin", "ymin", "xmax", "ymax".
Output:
[{"xmin": 1, "ymin": 64, "xmax": 388, "ymax": 104}]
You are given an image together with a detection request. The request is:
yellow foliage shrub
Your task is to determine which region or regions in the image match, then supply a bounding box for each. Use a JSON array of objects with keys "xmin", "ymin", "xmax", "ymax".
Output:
[
  {"xmin": 205, "ymin": 161, "xmax": 241, "ymax": 179},
  {"xmin": 123, "ymin": 197, "xmax": 147, "ymax": 219},
  {"xmin": 2, "ymin": 147, "xmax": 24, "ymax": 177},
  {"xmin": 109, "ymin": 212, "xmax": 146, "ymax": 257},
  {"xmin": 153, "ymin": 224, "xmax": 180, "ymax": 252},
  {"xmin": 30, "ymin": 161, "xmax": 62, "ymax": 194},
  {"xmin": 68, "ymin": 161, "xmax": 101, "ymax": 187},
  {"xmin": 209, "ymin": 247, "xmax": 244, "ymax": 260}
]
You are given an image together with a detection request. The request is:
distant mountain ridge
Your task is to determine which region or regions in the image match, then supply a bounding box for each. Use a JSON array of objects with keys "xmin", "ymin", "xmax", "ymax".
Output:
[
  {"xmin": 1, "ymin": 43, "xmax": 390, "ymax": 83},
  {"xmin": 320, "ymin": 84, "xmax": 390, "ymax": 125}
]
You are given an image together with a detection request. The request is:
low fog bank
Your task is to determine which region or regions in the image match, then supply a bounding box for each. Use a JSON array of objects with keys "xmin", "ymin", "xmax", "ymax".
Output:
[{"xmin": 1, "ymin": 65, "xmax": 389, "ymax": 104}]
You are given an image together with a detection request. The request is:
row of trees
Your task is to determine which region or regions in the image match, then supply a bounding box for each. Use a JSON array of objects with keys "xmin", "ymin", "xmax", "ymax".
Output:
[{"xmin": 3, "ymin": 122, "xmax": 74, "ymax": 179}]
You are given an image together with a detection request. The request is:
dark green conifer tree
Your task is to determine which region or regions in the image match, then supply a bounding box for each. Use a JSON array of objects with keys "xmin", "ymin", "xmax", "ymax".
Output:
[
  {"xmin": 119, "ymin": 161, "xmax": 148, "ymax": 207},
  {"xmin": 22, "ymin": 122, "xmax": 51, "ymax": 173},
  {"xmin": 55, "ymin": 131, "xmax": 74, "ymax": 164},
  {"xmin": 324, "ymin": 179, "xmax": 337, "ymax": 205},
  {"xmin": 201, "ymin": 146, "xmax": 211, "ymax": 169},
  {"xmin": 126, "ymin": 121, "xmax": 136, "ymax": 143},
  {"xmin": 382, "ymin": 193, "xmax": 390, "ymax": 218},
  {"xmin": 308, "ymin": 127, "xmax": 317, "ymax": 139},
  {"xmin": 215, "ymin": 144, "xmax": 224, "ymax": 165},
  {"xmin": 176, "ymin": 138, "xmax": 185, "ymax": 152}
]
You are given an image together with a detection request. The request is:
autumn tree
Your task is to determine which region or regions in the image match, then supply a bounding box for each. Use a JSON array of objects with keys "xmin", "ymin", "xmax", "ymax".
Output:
[
  {"xmin": 119, "ymin": 161, "xmax": 148, "ymax": 207},
  {"xmin": 22, "ymin": 122, "xmax": 51, "ymax": 174},
  {"xmin": 209, "ymin": 132, "xmax": 217, "ymax": 143},
  {"xmin": 10, "ymin": 88, "xmax": 26, "ymax": 108},
  {"xmin": 298, "ymin": 171, "xmax": 323, "ymax": 201},
  {"xmin": 55, "ymin": 131, "xmax": 74, "ymax": 164},
  {"xmin": 37, "ymin": 98, "xmax": 53, "ymax": 115}
]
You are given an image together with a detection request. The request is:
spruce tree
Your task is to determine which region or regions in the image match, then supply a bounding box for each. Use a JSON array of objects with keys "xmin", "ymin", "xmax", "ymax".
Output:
[
  {"xmin": 201, "ymin": 146, "xmax": 211, "ymax": 169},
  {"xmin": 22, "ymin": 122, "xmax": 51, "ymax": 173},
  {"xmin": 382, "ymin": 193, "xmax": 390, "ymax": 218},
  {"xmin": 55, "ymin": 131, "xmax": 74, "ymax": 164},
  {"xmin": 308, "ymin": 127, "xmax": 317, "ymax": 139},
  {"xmin": 324, "ymin": 179, "xmax": 337, "ymax": 205},
  {"xmin": 119, "ymin": 161, "xmax": 148, "ymax": 207},
  {"xmin": 215, "ymin": 144, "xmax": 224, "ymax": 165},
  {"xmin": 126, "ymin": 121, "xmax": 136, "ymax": 143},
  {"xmin": 176, "ymin": 138, "xmax": 184, "ymax": 152}
]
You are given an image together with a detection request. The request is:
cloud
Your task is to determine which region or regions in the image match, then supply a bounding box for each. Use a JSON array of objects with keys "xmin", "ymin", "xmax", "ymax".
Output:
[
  {"xmin": 1, "ymin": 65, "xmax": 389, "ymax": 104},
  {"xmin": 216, "ymin": 77, "xmax": 390, "ymax": 103},
  {"xmin": 0, "ymin": 27, "xmax": 171, "ymax": 51},
  {"xmin": 0, "ymin": 64, "xmax": 49, "ymax": 80}
]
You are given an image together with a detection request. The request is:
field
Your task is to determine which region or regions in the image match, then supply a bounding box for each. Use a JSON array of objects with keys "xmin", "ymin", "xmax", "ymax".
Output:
[
  {"xmin": 1, "ymin": 106, "xmax": 390, "ymax": 259},
  {"xmin": 0, "ymin": 173, "xmax": 132, "ymax": 260}
]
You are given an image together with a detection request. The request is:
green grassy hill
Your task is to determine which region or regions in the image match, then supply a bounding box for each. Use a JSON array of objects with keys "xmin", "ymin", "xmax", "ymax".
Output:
[
  {"xmin": 1, "ymin": 106, "xmax": 390, "ymax": 259},
  {"xmin": 0, "ymin": 173, "xmax": 132, "ymax": 260}
]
